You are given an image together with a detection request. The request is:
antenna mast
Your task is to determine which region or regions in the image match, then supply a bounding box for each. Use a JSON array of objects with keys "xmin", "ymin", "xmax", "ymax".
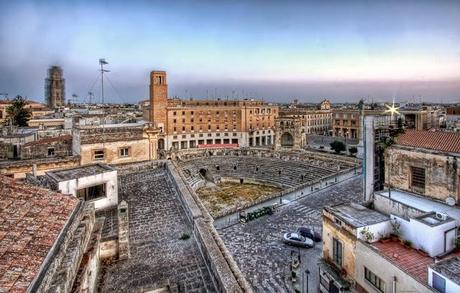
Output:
[{"xmin": 99, "ymin": 58, "xmax": 109, "ymax": 104}]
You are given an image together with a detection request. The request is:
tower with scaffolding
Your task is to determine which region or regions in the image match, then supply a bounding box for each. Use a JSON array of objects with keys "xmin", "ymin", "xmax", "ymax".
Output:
[{"xmin": 45, "ymin": 66, "xmax": 65, "ymax": 108}]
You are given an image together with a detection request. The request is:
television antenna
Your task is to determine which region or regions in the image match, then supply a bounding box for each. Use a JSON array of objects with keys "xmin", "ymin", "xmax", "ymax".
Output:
[{"xmin": 99, "ymin": 58, "xmax": 110, "ymax": 104}]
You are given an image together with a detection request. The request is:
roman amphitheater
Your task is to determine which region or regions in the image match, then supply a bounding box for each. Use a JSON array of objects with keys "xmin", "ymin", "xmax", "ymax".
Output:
[{"xmin": 94, "ymin": 147, "xmax": 360, "ymax": 292}]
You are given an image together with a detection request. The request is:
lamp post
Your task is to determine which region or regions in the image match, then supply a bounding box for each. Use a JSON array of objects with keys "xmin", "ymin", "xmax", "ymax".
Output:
[{"xmin": 305, "ymin": 269, "xmax": 310, "ymax": 293}]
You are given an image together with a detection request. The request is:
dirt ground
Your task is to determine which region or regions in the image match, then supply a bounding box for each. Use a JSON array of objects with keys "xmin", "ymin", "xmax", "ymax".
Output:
[{"xmin": 196, "ymin": 181, "xmax": 282, "ymax": 218}]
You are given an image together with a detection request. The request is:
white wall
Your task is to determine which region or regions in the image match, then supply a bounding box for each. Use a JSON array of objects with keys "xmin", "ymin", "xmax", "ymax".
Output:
[
  {"xmin": 391, "ymin": 215, "xmax": 457, "ymax": 257},
  {"xmin": 428, "ymin": 267, "xmax": 460, "ymax": 293},
  {"xmin": 57, "ymin": 170, "xmax": 118, "ymax": 210},
  {"xmin": 356, "ymin": 220, "xmax": 392, "ymax": 242}
]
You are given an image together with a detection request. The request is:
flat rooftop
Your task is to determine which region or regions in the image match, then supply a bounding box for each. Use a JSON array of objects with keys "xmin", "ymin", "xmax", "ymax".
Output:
[
  {"xmin": 325, "ymin": 203, "xmax": 389, "ymax": 228},
  {"xmin": 0, "ymin": 175, "xmax": 80, "ymax": 292},
  {"xmin": 46, "ymin": 163, "xmax": 115, "ymax": 181},
  {"xmin": 431, "ymin": 256, "xmax": 460, "ymax": 286},
  {"xmin": 376, "ymin": 189, "xmax": 460, "ymax": 224}
]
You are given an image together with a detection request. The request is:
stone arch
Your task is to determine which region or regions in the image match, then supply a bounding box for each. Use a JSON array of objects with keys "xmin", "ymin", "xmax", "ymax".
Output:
[
  {"xmin": 199, "ymin": 168, "xmax": 207, "ymax": 177},
  {"xmin": 280, "ymin": 132, "xmax": 294, "ymax": 147}
]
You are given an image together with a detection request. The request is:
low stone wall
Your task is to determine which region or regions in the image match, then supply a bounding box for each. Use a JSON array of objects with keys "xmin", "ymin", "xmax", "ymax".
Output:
[
  {"xmin": 166, "ymin": 161, "xmax": 253, "ymax": 293},
  {"xmin": 114, "ymin": 160, "xmax": 166, "ymax": 176},
  {"xmin": 220, "ymin": 176, "xmax": 282, "ymax": 188},
  {"xmin": 30, "ymin": 201, "xmax": 87, "ymax": 292}
]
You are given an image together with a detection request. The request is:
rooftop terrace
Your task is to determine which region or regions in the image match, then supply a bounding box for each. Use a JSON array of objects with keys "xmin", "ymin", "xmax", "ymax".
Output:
[
  {"xmin": 376, "ymin": 189, "xmax": 460, "ymax": 223},
  {"xmin": 371, "ymin": 239, "xmax": 460, "ymax": 285}
]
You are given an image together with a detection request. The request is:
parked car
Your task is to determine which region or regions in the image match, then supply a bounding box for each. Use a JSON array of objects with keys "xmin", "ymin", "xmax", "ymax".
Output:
[
  {"xmin": 283, "ymin": 232, "xmax": 314, "ymax": 248},
  {"xmin": 297, "ymin": 227, "xmax": 322, "ymax": 242}
]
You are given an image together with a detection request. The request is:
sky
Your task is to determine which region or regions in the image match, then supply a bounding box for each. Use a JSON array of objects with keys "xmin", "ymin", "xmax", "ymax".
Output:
[{"xmin": 0, "ymin": 0, "xmax": 459, "ymax": 104}]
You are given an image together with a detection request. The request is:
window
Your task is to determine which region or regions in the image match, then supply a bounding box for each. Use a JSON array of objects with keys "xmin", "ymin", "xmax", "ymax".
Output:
[
  {"xmin": 432, "ymin": 272, "xmax": 446, "ymax": 293},
  {"xmin": 93, "ymin": 150, "xmax": 105, "ymax": 161},
  {"xmin": 364, "ymin": 267, "xmax": 385, "ymax": 292},
  {"xmin": 119, "ymin": 147, "xmax": 130, "ymax": 157},
  {"xmin": 411, "ymin": 167, "xmax": 426, "ymax": 190},
  {"xmin": 47, "ymin": 148, "xmax": 55, "ymax": 157},
  {"xmin": 77, "ymin": 184, "xmax": 106, "ymax": 201},
  {"xmin": 332, "ymin": 238, "xmax": 343, "ymax": 267}
]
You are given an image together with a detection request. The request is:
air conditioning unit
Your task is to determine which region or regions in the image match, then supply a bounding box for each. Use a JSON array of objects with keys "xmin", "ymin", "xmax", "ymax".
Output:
[{"xmin": 435, "ymin": 212, "xmax": 447, "ymax": 221}]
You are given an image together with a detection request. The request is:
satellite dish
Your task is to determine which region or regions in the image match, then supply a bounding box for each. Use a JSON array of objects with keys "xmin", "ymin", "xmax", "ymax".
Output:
[{"xmin": 445, "ymin": 197, "xmax": 456, "ymax": 206}]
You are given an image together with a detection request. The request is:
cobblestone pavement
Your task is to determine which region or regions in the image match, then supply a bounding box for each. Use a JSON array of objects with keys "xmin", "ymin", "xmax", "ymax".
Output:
[
  {"xmin": 99, "ymin": 170, "xmax": 216, "ymax": 293},
  {"xmin": 218, "ymin": 176, "xmax": 363, "ymax": 293}
]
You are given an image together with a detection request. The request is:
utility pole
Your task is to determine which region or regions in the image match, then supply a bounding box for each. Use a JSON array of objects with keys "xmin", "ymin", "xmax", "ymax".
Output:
[{"xmin": 99, "ymin": 58, "xmax": 109, "ymax": 104}]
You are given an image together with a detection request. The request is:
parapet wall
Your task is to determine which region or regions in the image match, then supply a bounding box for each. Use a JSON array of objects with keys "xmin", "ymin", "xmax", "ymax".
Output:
[
  {"xmin": 166, "ymin": 161, "xmax": 253, "ymax": 293},
  {"xmin": 373, "ymin": 192, "xmax": 425, "ymax": 219}
]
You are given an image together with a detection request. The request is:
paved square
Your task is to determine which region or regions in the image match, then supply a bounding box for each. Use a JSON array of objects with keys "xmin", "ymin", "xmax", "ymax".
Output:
[{"xmin": 218, "ymin": 176, "xmax": 363, "ymax": 292}]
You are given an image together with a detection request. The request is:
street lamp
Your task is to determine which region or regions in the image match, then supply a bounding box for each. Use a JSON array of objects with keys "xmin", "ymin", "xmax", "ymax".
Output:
[{"xmin": 305, "ymin": 269, "xmax": 310, "ymax": 293}]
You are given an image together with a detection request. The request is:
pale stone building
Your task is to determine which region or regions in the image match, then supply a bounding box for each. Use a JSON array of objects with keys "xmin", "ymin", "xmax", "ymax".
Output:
[
  {"xmin": 386, "ymin": 130, "xmax": 460, "ymax": 204},
  {"xmin": 319, "ymin": 203, "xmax": 389, "ymax": 292},
  {"xmin": 72, "ymin": 121, "xmax": 159, "ymax": 165},
  {"xmin": 147, "ymin": 71, "xmax": 278, "ymax": 151}
]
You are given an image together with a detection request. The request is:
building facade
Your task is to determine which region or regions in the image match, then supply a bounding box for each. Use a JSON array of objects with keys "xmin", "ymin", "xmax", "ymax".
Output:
[
  {"xmin": 279, "ymin": 100, "xmax": 332, "ymax": 135},
  {"xmin": 386, "ymin": 130, "xmax": 460, "ymax": 204},
  {"xmin": 72, "ymin": 122, "xmax": 158, "ymax": 165},
  {"xmin": 148, "ymin": 71, "xmax": 279, "ymax": 151},
  {"xmin": 45, "ymin": 65, "xmax": 65, "ymax": 108}
]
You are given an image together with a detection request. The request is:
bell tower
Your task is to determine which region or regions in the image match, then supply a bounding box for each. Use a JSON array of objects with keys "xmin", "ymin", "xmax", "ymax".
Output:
[{"xmin": 149, "ymin": 71, "xmax": 168, "ymax": 131}]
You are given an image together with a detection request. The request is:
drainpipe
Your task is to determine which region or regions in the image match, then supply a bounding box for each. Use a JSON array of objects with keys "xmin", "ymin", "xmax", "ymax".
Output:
[{"xmin": 392, "ymin": 276, "xmax": 397, "ymax": 293}]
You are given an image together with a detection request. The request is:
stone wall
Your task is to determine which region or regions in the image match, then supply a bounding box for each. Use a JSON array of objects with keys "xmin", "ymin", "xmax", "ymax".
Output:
[
  {"xmin": 79, "ymin": 139, "xmax": 150, "ymax": 165},
  {"xmin": 29, "ymin": 201, "xmax": 86, "ymax": 292},
  {"xmin": 33, "ymin": 204, "xmax": 105, "ymax": 293},
  {"xmin": 21, "ymin": 136, "xmax": 72, "ymax": 160},
  {"xmin": 0, "ymin": 141, "xmax": 11, "ymax": 159},
  {"xmin": 373, "ymin": 192, "xmax": 425, "ymax": 220},
  {"xmin": 166, "ymin": 161, "xmax": 253, "ymax": 293},
  {"xmin": 78, "ymin": 125, "xmax": 145, "ymax": 144},
  {"xmin": 386, "ymin": 146, "xmax": 459, "ymax": 202},
  {"xmin": 0, "ymin": 156, "xmax": 80, "ymax": 179}
]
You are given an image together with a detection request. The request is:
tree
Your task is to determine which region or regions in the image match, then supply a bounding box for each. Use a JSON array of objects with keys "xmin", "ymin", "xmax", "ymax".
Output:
[
  {"xmin": 330, "ymin": 140, "xmax": 346, "ymax": 154},
  {"xmin": 348, "ymin": 146, "xmax": 358, "ymax": 156},
  {"xmin": 6, "ymin": 95, "xmax": 31, "ymax": 127}
]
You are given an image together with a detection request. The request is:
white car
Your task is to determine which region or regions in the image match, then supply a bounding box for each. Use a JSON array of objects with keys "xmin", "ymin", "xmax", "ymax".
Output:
[{"xmin": 283, "ymin": 232, "xmax": 314, "ymax": 248}]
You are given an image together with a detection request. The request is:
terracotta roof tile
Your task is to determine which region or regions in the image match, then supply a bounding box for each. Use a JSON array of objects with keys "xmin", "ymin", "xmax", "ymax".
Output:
[
  {"xmin": 396, "ymin": 130, "xmax": 460, "ymax": 153},
  {"xmin": 0, "ymin": 176, "xmax": 79, "ymax": 292},
  {"xmin": 372, "ymin": 239, "xmax": 460, "ymax": 285}
]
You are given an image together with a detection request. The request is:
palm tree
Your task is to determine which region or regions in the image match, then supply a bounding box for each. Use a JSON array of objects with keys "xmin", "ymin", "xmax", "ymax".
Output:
[{"xmin": 6, "ymin": 95, "xmax": 31, "ymax": 127}]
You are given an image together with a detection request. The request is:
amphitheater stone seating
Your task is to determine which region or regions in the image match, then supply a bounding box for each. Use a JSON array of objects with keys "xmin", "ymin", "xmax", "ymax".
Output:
[{"xmin": 178, "ymin": 154, "xmax": 351, "ymax": 189}]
